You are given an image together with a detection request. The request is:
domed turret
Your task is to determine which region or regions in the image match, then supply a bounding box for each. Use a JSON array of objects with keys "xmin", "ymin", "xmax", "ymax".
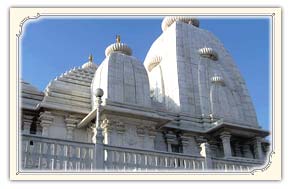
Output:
[
  {"xmin": 82, "ymin": 54, "xmax": 98, "ymax": 69},
  {"xmin": 92, "ymin": 35, "xmax": 151, "ymax": 108},
  {"xmin": 104, "ymin": 35, "xmax": 132, "ymax": 57}
]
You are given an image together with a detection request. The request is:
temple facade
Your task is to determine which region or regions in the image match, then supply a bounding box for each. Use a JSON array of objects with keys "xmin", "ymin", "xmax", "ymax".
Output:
[{"xmin": 20, "ymin": 16, "xmax": 270, "ymax": 172}]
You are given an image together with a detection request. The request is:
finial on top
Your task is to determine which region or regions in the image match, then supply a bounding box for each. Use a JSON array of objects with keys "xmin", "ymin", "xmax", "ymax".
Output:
[
  {"xmin": 88, "ymin": 54, "xmax": 93, "ymax": 62},
  {"xmin": 105, "ymin": 35, "xmax": 132, "ymax": 57},
  {"xmin": 116, "ymin": 35, "xmax": 121, "ymax": 43}
]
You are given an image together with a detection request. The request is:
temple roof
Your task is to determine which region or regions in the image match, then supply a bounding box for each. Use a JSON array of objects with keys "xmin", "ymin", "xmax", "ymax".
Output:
[{"xmin": 40, "ymin": 56, "xmax": 97, "ymax": 114}]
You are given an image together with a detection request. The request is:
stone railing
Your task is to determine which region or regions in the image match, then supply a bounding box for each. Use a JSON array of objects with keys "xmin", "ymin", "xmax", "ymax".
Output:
[
  {"xmin": 211, "ymin": 157, "xmax": 264, "ymax": 172},
  {"xmin": 104, "ymin": 145, "xmax": 205, "ymax": 171},
  {"xmin": 20, "ymin": 134, "xmax": 264, "ymax": 172},
  {"xmin": 21, "ymin": 134, "xmax": 94, "ymax": 171}
]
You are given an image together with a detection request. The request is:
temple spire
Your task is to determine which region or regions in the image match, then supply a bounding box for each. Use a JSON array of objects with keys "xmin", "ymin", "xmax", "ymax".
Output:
[{"xmin": 88, "ymin": 54, "xmax": 93, "ymax": 62}]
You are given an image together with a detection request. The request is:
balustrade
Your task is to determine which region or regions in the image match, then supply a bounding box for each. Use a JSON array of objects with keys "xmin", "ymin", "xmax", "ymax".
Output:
[{"xmin": 21, "ymin": 134, "xmax": 264, "ymax": 172}]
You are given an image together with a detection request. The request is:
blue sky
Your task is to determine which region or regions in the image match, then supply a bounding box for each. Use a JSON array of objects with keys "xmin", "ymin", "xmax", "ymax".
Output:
[{"xmin": 20, "ymin": 17, "xmax": 270, "ymax": 132}]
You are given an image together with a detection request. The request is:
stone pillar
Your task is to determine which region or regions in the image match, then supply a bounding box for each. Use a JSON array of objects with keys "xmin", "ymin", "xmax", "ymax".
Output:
[
  {"xmin": 234, "ymin": 141, "xmax": 242, "ymax": 157},
  {"xmin": 115, "ymin": 121, "xmax": 126, "ymax": 146},
  {"xmin": 136, "ymin": 126, "xmax": 145, "ymax": 148},
  {"xmin": 165, "ymin": 131, "xmax": 177, "ymax": 152},
  {"xmin": 35, "ymin": 119, "xmax": 42, "ymax": 135},
  {"xmin": 209, "ymin": 141, "xmax": 218, "ymax": 158},
  {"xmin": 87, "ymin": 123, "xmax": 96, "ymax": 143},
  {"xmin": 65, "ymin": 115, "xmax": 78, "ymax": 140},
  {"xmin": 220, "ymin": 132, "xmax": 232, "ymax": 158},
  {"xmin": 181, "ymin": 133, "xmax": 200, "ymax": 156},
  {"xmin": 147, "ymin": 127, "xmax": 157, "ymax": 149},
  {"xmin": 253, "ymin": 137, "xmax": 264, "ymax": 160},
  {"xmin": 39, "ymin": 111, "xmax": 53, "ymax": 137},
  {"xmin": 243, "ymin": 144, "xmax": 254, "ymax": 158},
  {"xmin": 22, "ymin": 115, "xmax": 33, "ymax": 134},
  {"xmin": 36, "ymin": 126, "xmax": 42, "ymax": 136},
  {"xmin": 263, "ymin": 143, "xmax": 270, "ymax": 158},
  {"xmin": 101, "ymin": 119, "xmax": 113, "ymax": 145}
]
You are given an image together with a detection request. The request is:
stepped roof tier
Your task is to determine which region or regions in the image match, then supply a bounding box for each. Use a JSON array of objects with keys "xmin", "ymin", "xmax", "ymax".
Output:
[{"xmin": 39, "ymin": 55, "xmax": 97, "ymax": 114}]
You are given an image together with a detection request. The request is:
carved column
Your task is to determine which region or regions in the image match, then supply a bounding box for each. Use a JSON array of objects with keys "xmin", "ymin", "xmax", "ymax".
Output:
[
  {"xmin": 165, "ymin": 131, "xmax": 177, "ymax": 152},
  {"xmin": 147, "ymin": 126, "xmax": 157, "ymax": 149},
  {"xmin": 87, "ymin": 123, "xmax": 96, "ymax": 143},
  {"xmin": 101, "ymin": 119, "xmax": 113, "ymax": 145},
  {"xmin": 136, "ymin": 126, "xmax": 145, "ymax": 148},
  {"xmin": 234, "ymin": 141, "xmax": 242, "ymax": 157},
  {"xmin": 115, "ymin": 121, "xmax": 125, "ymax": 146},
  {"xmin": 209, "ymin": 140, "xmax": 219, "ymax": 158},
  {"xmin": 35, "ymin": 119, "xmax": 42, "ymax": 135},
  {"xmin": 181, "ymin": 133, "xmax": 200, "ymax": 156},
  {"xmin": 22, "ymin": 115, "xmax": 33, "ymax": 134},
  {"xmin": 65, "ymin": 115, "xmax": 78, "ymax": 140},
  {"xmin": 220, "ymin": 132, "xmax": 232, "ymax": 158},
  {"xmin": 39, "ymin": 111, "xmax": 53, "ymax": 137},
  {"xmin": 253, "ymin": 137, "xmax": 264, "ymax": 160},
  {"xmin": 243, "ymin": 143, "xmax": 254, "ymax": 158}
]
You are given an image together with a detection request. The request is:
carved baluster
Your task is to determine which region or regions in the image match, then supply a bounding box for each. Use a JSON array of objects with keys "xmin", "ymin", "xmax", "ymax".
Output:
[
  {"xmin": 76, "ymin": 147, "xmax": 81, "ymax": 171},
  {"xmin": 135, "ymin": 153, "xmax": 140, "ymax": 170},
  {"xmin": 67, "ymin": 145, "xmax": 73, "ymax": 170},
  {"xmin": 157, "ymin": 156, "xmax": 161, "ymax": 169},
  {"xmin": 179, "ymin": 158, "xmax": 184, "ymax": 169},
  {"xmin": 84, "ymin": 147, "xmax": 90, "ymax": 170},
  {"xmin": 46, "ymin": 143, "xmax": 53, "ymax": 170},
  {"xmin": 152, "ymin": 155, "xmax": 157, "ymax": 170},
  {"xmin": 59, "ymin": 144, "xmax": 65, "ymax": 170},
  {"xmin": 139, "ymin": 154, "xmax": 145, "ymax": 170},
  {"xmin": 52, "ymin": 143, "xmax": 58, "ymax": 170},
  {"xmin": 21, "ymin": 139, "xmax": 28, "ymax": 169},
  {"xmin": 27, "ymin": 140, "xmax": 34, "ymax": 168},
  {"xmin": 110, "ymin": 150, "xmax": 115, "ymax": 170},
  {"xmin": 40, "ymin": 142, "xmax": 47, "ymax": 169},
  {"xmin": 125, "ymin": 152, "xmax": 130, "ymax": 170},
  {"xmin": 104, "ymin": 149, "xmax": 110, "ymax": 170},
  {"xmin": 119, "ymin": 151, "xmax": 125, "ymax": 170}
]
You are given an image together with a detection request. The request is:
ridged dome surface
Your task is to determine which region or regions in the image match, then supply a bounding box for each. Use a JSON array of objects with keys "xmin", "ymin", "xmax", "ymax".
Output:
[
  {"xmin": 198, "ymin": 47, "xmax": 218, "ymax": 61},
  {"xmin": 211, "ymin": 75, "xmax": 225, "ymax": 85},
  {"xmin": 105, "ymin": 43, "xmax": 132, "ymax": 57},
  {"xmin": 147, "ymin": 56, "xmax": 162, "ymax": 72}
]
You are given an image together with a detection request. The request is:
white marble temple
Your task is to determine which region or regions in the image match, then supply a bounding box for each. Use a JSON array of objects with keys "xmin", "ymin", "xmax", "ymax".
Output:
[{"xmin": 20, "ymin": 17, "xmax": 270, "ymax": 171}]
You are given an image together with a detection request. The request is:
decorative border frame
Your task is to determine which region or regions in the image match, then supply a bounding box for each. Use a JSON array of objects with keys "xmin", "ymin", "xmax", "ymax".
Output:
[{"xmin": 9, "ymin": 7, "xmax": 282, "ymax": 180}]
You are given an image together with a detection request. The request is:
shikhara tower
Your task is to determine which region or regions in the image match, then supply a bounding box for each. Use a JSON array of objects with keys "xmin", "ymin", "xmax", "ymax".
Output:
[{"xmin": 21, "ymin": 16, "xmax": 270, "ymax": 171}]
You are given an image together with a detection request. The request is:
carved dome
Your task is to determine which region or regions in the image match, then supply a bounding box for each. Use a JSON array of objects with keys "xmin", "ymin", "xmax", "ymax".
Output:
[
  {"xmin": 105, "ymin": 35, "xmax": 132, "ymax": 57},
  {"xmin": 147, "ymin": 55, "xmax": 162, "ymax": 72},
  {"xmin": 198, "ymin": 47, "xmax": 218, "ymax": 61},
  {"xmin": 82, "ymin": 54, "xmax": 98, "ymax": 69},
  {"xmin": 211, "ymin": 75, "xmax": 225, "ymax": 85}
]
